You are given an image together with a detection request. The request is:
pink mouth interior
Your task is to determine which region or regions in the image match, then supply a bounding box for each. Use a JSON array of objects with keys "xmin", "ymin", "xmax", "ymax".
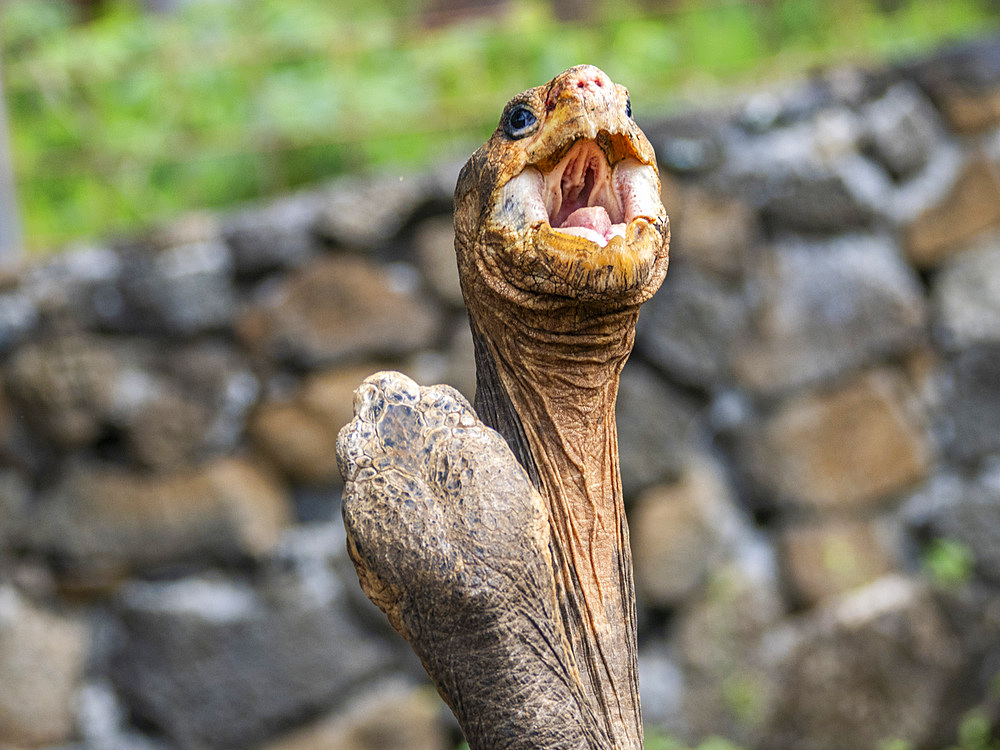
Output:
[
  {"xmin": 544, "ymin": 141, "xmax": 627, "ymax": 246},
  {"xmin": 497, "ymin": 138, "xmax": 659, "ymax": 248}
]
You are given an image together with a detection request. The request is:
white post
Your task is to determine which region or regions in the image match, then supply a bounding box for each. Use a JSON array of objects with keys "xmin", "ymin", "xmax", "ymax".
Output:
[{"xmin": 0, "ymin": 48, "xmax": 24, "ymax": 264}]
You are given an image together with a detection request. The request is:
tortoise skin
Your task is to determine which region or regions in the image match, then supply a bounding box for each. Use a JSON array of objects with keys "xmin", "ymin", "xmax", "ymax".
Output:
[{"xmin": 339, "ymin": 66, "xmax": 669, "ymax": 749}]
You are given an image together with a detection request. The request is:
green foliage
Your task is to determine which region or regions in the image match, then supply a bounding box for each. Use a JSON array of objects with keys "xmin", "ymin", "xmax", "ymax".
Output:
[
  {"xmin": 951, "ymin": 709, "xmax": 1000, "ymax": 750},
  {"xmin": 923, "ymin": 537, "xmax": 976, "ymax": 589},
  {"xmin": 880, "ymin": 705, "xmax": 1000, "ymax": 750},
  {"xmin": 879, "ymin": 739, "xmax": 916, "ymax": 750},
  {"xmin": 2, "ymin": 0, "xmax": 998, "ymax": 249}
]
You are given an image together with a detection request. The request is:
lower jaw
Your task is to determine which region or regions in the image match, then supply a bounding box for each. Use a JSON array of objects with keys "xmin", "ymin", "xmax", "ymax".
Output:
[{"xmin": 529, "ymin": 218, "xmax": 664, "ymax": 296}]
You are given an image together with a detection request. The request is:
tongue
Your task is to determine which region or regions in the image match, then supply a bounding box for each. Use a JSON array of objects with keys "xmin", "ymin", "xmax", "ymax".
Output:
[
  {"xmin": 561, "ymin": 206, "xmax": 611, "ymax": 236},
  {"xmin": 557, "ymin": 206, "xmax": 622, "ymax": 246}
]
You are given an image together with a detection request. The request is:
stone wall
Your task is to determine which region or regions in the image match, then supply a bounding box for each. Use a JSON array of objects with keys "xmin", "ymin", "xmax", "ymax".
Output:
[{"xmin": 2, "ymin": 36, "xmax": 1000, "ymax": 750}]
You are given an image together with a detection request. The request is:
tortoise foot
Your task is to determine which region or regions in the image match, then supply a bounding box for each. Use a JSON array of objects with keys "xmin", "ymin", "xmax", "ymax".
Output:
[{"xmin": 337, "ymin": 371, "xmax": 610, "ymax": 750}]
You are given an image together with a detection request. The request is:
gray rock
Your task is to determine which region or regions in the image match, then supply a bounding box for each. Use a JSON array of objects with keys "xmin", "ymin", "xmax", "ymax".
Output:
[
  {"xmin": 635, "ymin": 262, "xmax": 749, "ymax": 388},
  {"xmin": 932, "ymin": 233, "xmax": 1000, "ymax": 349},
  {"xmin": 673, "ymin": 544, "xmax": 785, "ymax": 748},
  {"xmin": 723, "ymin": 102, "xmax": 926, "ymax": 233},
  {"xmin": 316, "ymin": 171, "xmax": 449, "ymax": 249},
  {"xmin": 616, "ymin": 362, "xmax": 699, "ymax": 498},
  {"xmin": 747, "ymin": 68, "xmax": 883, "ymax": 130},
  {"xmin": 138, "ymin": 240, "xmax": 237, "ymax": 335},
  {"xmin": 761, "ymin": 173, "xmax": 875, "ymax": 234},
  {"xmin": 737, "ymin": 91, "xmax": 784, "ymax": 134},
  {"xmin": 111, "ymin": 575, "xmax": 392, "ymax": 750},
  {"xmin": 928, "ymin": 583, "xmax": 1000, "ymax": 730},
  {"xmin": 732, "ymin": 234, "xmax": 927, "ymax": 395},
  {"xmin": 906, "ymin": 36, "xmax": 1000, "ymax": 134},
  {"xmin": 648, "ymin": 114, "xmax": 726, "ymax": 176},
  {"xmin": 107, "ymin": 341, "xmax": 258, "ymax": 469},
  {"xmin": 902, "ymin": 465, "xmax": 1000, "ymax": 584},
  {"xmin": 21, "ymin": 243, "xmax": 123, "ymax": 327},
  {"xmin": 728, "ymin": 105, "xmax": 861, "ymax": 172},
  {"xmin": 637, "ymin": 645, "xmax": 686, "ymax": 735},
  {"xmin": 76, "ymin": 680, "xmax": 172, "ymax": 750},
  {"xmin": 157, "ymin": 342, "xmax": 260, "ymax": 457},
  {"xmin": 222, "ymin": 192, "xmax": 326, "ymax": 276},
  {"xmin": 109, "ymin": 369, "xmax": 218, "ymax": 469},
  {"xmin": 6, "ymin": 333, "xmax": 255, "ymax": 468},
  {"xmin": 861, "ymin": 82, "xmax": 942, "ymax": 180},
  {"xmin": 0, "ymin": 375, "xmax": 44, "ymax": 475},
  {"xmin": 940, "ymin": 344, "xmax": 1000, "ymax": 462},
  {"xmin": 78, "ymin": 239, "xmax": 238, "ymax": 336},
  {"xmin": 760, "ymin": 576, "xmax": 962, "ymax": 750},
  {"xmin": 0, "ymin": 291, "xmax": 37, "ymax": 354},
  {"xmin": 735, "ymin": 75, "xmax": 855, "ymax": 134}
]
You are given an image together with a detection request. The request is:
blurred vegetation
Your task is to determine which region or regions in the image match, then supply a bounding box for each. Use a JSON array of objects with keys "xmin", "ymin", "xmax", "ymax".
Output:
[
  {"xmin": 2, "ymin": 0, "xmax": 999, "ymax": 250},
  {"xmin": 922, "ymin": 537, "xmax": 976, "ymax": 589}
]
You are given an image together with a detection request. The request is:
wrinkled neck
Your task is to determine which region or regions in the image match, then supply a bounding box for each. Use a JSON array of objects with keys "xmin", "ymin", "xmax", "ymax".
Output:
[{"xmin": 471, "ymin": 300, "xmax": 642, "ymax": 750}]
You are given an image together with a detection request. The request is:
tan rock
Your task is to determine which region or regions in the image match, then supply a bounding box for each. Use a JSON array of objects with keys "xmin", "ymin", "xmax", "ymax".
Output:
[
  {"xmin": 905, "ymin": 155, "xmax": 1000, "ymax": 267},
  {"xmin": 152, "ymin": 210, "xmax": 221, "ymax": 248},
  {"xmin": 205, "ymin": 458, "xmax": 292, "ymax": 556},
  {"xmin": 631, "ymin": 455, "xmax": 743, "ymax": 608},
  {"xmin": 261, "ymin": 682, "xmax": 447, "ymax": 750},
  {"xmin": 250, "ymin": 364, "xmax": 382, "ymax": 483},
  {"xmin": 124, "ymin": 387, "xmax": 213, "ymax": 470},
  {"xmin": 749, "ymin": 369, "xmax": 931, "ymax": 510},
  {"xmin": 666, "ymin": 181, "xmax": 754, "ymax": 277},
  {"xmin": 5, "ymin": 333, "xmax": 119, "ymax": 446},
  {"xmin": 300, "ymin": 364, "xmax": 381, "ymax": 437},
  {"xmin": 932, "ymin": 83, "xmax": 1000, "ymax": 135},
  {"xmin": 0, "ymin": 586, "xmax": 88, "ymax": 747},
  {"xmin": 441, "ymin": 322, "xmax": 476, "ymax": 402},
  {"xmin": 0, "ymin": 471, "xmax": 29, "ymax": 547},
  {"xmin": 249, "ymin": 401, "xmax": 340, "ymax": 484},
  {"xmin": 0, "ymin": 377, "xmax": 15, "ymax": 462},
  {"xmin": 237, "ymin": 255, "xmax": 439, "ymax": 367},
  {"xmin": 414, "ymin": 216, "xmax": 463, "ymax": 307},
  {"xmin": 28, "ymin": 458, "xmax": 292, "ymax": 587},
  {"xmin": 780, "ymin": 518, "xmax": 897, "ymax": 606}
]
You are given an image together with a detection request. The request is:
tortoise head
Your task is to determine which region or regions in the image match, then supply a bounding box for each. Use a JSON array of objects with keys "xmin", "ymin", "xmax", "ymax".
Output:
[{"xmin": 454, "ymin": 65, "xmax": 670, "ymax": 310}]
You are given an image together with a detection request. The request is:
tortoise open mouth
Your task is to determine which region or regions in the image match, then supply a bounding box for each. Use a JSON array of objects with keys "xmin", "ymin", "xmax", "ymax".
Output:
[{"xmin": 497, "ymin": 137, "xmax": 662, "ymax": 249}]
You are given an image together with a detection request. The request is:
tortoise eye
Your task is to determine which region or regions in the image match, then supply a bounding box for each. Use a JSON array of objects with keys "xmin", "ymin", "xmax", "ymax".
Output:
[{"xmin": 504, "ymin": 104, "xmax": 538, "ymax": 139}]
